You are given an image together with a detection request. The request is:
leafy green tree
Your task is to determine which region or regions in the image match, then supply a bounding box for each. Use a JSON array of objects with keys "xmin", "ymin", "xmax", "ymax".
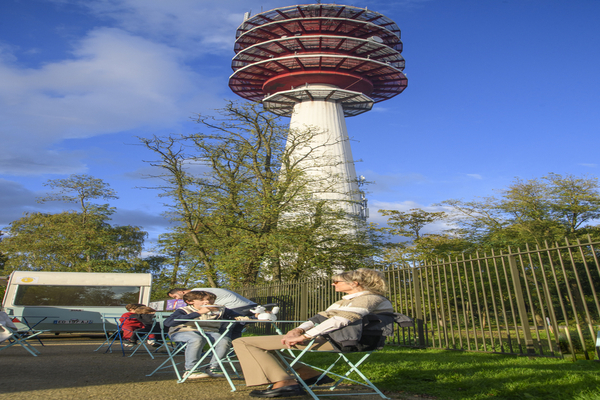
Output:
[
  {"xmin": 439, "ymin": 173, "xmax": 600, "ymax": 248},
  {"xmin": 1, "ymin": 175, "xmax": 147, "ymax": 273},
  {"xmin": 378, "ymin": 208, "xmax": 450, "ymax": 264},
  {"xmin": 379, "ymin": 208, "xmax": 447, "ymax": 240},
  {"xmin": 38, "ymin": 174, "xmax": 118, "ymax": 221},
  {"xmin": 141, "ymin": 101, "xmax": 380, "ymax": 286},
  {"xmin": 0, "ymin": 231, "xmax": 7, "ymax": 270}
]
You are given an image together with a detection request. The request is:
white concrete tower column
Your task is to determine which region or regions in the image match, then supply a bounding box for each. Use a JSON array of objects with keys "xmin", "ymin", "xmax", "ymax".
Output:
[{"xmin": 288, "ymin": 92, "xmax": 361, "ymax": 218}]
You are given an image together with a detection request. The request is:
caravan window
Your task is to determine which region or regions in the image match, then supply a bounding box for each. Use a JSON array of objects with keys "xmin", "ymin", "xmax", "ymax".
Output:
[{"xmin": 14, "ymin": 285, "xmax": 140, "ymax": 306}]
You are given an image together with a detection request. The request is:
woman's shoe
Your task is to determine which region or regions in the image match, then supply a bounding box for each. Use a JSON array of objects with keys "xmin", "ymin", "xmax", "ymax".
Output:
[{"xmin": 249, "ymin": 384, "xmax": 306, "ymax": 398}]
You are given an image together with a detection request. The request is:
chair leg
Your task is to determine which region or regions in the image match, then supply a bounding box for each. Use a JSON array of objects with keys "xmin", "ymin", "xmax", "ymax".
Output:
[
  {"xmin": 2, "ymin": 332, "xmax": 43, "ymax": 357},
  {"xmin": 276, "ymin": 350, "xmax": 390, "ymax": 400},
  {"xmin": 129, "ymin": 331, "xmax": 154, "ymax": 359},
  {"xmin": 147, "ymin": 342, "xmax": 187, "ymax": 379}
]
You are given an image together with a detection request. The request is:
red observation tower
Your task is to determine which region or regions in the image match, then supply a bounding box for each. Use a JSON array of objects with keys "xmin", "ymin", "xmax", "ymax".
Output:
[{"xmin": 229, "ymin": 3, "xmax": 407, "ymax": 225}]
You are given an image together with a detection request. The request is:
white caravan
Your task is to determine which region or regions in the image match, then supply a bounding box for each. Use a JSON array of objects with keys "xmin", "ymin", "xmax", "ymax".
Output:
[{"xmin": 1, "ymin": 271, "xmax": 152, "ymax": 332}]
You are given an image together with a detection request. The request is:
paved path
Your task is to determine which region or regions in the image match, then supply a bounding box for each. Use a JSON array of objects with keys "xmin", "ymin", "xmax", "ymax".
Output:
[{"xmin": 0, "ymin": 335, "xmax": 413, "ymax": 400}]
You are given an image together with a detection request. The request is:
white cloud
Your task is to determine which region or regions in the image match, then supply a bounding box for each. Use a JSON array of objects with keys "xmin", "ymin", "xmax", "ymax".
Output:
[
  {"xmin": 73, "ymin": 0, "xmax": 295, "ymax": 53},
  {"xmin": 579, "ymin": 163, "xmax": 597, "ymax": 168},
  {"xmin": 466, "ymin": 173, "xmax": 483, "ymax": 179},
  {"xmin": 0, "ymin": 27, "xmax": 220, "ymax": 175}
]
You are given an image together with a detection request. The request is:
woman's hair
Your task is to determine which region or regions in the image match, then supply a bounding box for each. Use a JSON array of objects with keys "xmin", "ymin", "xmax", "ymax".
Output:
[
  {"xmin": 332, "ymin": 268, "xmax": 387, "ymax": 295},
  {"xmin": 125, "ymin": 303, "xmax": 146, "ymax": 311},
  {"xmin": 134, "ymin": 306, "xmax": 156, "ymax": 314}
]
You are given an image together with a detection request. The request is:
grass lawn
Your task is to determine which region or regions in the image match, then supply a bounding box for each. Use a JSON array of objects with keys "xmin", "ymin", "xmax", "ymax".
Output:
[{"xmin": 302, "ymin": 346, "xmax": 600, "ymax": 400}]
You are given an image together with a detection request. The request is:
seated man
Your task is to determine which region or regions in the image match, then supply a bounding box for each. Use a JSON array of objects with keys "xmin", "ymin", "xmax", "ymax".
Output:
[
  {"xmin": 164, "ymin": 291, "xmax": 243, "ymax": 379},
  {"xmin": 168, "ymin": 287, "xmax": 257, "ymax": 316}
]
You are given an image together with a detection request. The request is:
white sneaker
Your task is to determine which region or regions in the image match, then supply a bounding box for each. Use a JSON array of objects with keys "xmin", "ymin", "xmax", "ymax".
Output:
[{"xmin": 183, "ymin": 370, "xmax": 210, "ymax": 379}]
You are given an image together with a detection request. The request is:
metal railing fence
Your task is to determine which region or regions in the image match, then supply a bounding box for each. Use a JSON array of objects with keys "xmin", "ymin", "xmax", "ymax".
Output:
[{"xmin": 237, "ymin": 237, "xmax": 600, "ymax": 360}]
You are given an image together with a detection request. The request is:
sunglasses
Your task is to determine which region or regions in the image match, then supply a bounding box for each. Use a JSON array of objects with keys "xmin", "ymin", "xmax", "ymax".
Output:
[{"xmin": 331, "ymin": 280, "xmax": 345, "ymax": 284}]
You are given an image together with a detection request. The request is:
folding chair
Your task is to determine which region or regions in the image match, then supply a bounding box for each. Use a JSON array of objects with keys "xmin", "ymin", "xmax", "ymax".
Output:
[
  {"xmin": 275, "ymin": 312, "xmax": 413, "ymax": 400},
  {"xmin": 275, "ymin": 340, "xmax": 387, "ymax": 399},
  {"xmin": 147, "ymin": 316, "xmax": 242, "ymax": 390},
  {"xmin": 0, "ymin": 327, "xmax": 46, "ymax": 356},
  {"xmin": 129, "ymin": 318, "xmax": 165, "ymax": 359},
  {"xmin": 13, "ymin": 317, "xmax": 49, "ymax": 346},
  {"xmin": 94, "ymin": 314, "xmax": 128, "ymax": 356},
  {"xmin": 175, "ymin": 321, "xmax": 242, "ymax": 388},
  {"xmin": 147, "ymin": 314, "xmax": 189, "ymax": 381}
]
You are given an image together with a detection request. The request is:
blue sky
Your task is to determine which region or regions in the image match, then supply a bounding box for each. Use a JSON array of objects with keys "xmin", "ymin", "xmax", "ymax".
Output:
[{"xmin": 1, "ymin": 0, "xmax": 599, "ymax": 249}]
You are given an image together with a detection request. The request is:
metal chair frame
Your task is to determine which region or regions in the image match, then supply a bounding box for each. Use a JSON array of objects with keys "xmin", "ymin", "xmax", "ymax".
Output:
[
  {"xmin": 147, "ymin": 316, "xmax": 241, "ymax": 390},
  {"xmin": 128, "ymin": 318, "xmax": 165, "ymax": 359},
  {"xmin": 94, "ymin": 314, "xmax": 127, "ymax": 355},
  {"xmin": 0, "ymin": 328, "xmax": 46, "ymax": 356},
  {"xmin": 275, "ymin": 339, "xmax": 390, "ymax": 400}
]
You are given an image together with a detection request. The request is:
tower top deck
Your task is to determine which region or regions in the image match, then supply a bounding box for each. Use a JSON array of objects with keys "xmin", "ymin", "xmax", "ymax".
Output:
[{"xmin": 229, "ymin": 3, "xmax": 407, "ymax": 111}]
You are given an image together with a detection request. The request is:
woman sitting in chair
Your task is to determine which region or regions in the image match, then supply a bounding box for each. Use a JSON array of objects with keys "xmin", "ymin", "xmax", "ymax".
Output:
[{"xmin": 232, "ymin": 268, "xmax": 394, "ymax": 398}]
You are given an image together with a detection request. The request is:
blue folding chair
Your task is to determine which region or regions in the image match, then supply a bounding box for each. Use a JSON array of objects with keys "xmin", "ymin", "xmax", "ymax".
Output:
[
  {"xmin": 94, "ymin": 314, "xmax": 128, "ymax": 356},
  {"xmin": 128, "ymin": 318, "xmax": 165, "ymax": 359}
]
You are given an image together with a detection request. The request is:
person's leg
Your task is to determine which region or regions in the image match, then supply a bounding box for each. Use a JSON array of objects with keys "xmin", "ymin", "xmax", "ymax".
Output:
[
  {"xmin": 207, "ymin": 332, "xmax": 232, "ymax": 369},
  {"xmin": 230, "ymin": 322, "xmax": 245, "ymax": 340},
  {"xmin": 172, "ymin": 330, "xmax": 206, "ymax": 371},
  {"xmin": 232, "ymin": 335, "xmax": 334, "ymax": 387},
  {"xmin": 232, "ymin": 335, "xmax": 290, "ymax": 386},
  {"xmin": 121, "ymin": 324, "xmax": 135, "ymax": 341}
]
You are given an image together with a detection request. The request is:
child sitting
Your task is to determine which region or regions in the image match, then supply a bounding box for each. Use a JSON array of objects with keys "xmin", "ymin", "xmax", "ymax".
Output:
[
  {"xmin": 129, "ymin": 306, "xmax": 161, "ymax": 346},
  {"xmin": 164, "ymin": 291, "xmax": 243, "ymax": 379},
  {"xmin": 119, "ymin": 303, "xmax": 145, "ymax": 345}
]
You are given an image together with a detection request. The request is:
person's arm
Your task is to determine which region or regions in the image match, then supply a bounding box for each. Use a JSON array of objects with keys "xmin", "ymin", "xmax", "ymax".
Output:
[
  {"xmin": 294, "ymin": 321, "xmax": 315, "ymax": 333},
  {"xmin": 302, "ymin": 294, "xmax": 389, "ymax": 338},
  {"xmin": 223, "ymin": 308, "xmax": 243, "ymax": 320},
  {"xmin": 163, "ymin": 309, "xmax": 201, "ymax": 328},
  {"xmin": 302, "ymin": 316, "xmax": 351, "ymax": 338},
  {"xmin": 284, "ymin": 316, "xmax": 350, "ymax": 345},
  {"xmin": 119, "ymin": 313, "xmax": 131, "ymax": 324}
]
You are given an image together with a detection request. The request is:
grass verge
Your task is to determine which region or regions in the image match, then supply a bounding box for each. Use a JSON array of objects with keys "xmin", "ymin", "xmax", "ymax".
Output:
[{"xmin": 302, "ymin": 346, "xmax": 600, "ymax": 400}]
